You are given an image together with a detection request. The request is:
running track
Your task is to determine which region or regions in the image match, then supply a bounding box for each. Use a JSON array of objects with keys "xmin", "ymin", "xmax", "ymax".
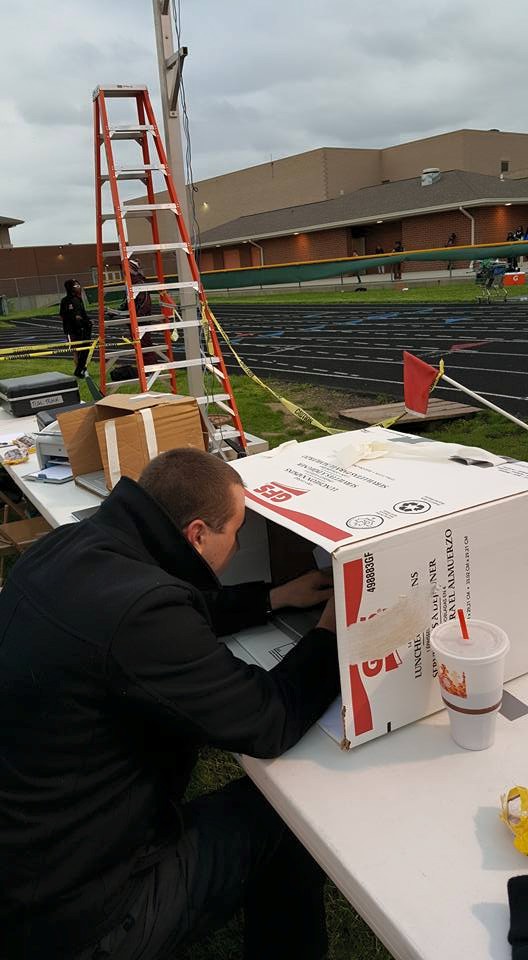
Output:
[{"xmin": 3, "ymin": 302, "xmax": 528, "ymax": 418}]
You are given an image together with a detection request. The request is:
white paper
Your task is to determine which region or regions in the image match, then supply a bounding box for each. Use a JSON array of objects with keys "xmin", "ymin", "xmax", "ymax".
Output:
[{"xmin": 35, "ymin": 464, "xmax": 73, "ymax": 481}]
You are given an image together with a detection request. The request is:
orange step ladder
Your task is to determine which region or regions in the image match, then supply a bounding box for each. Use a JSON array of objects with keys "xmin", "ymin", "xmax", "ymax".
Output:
[{"xmin": 93, "ymin": 83, "xmax": 247, "ymax": 454}]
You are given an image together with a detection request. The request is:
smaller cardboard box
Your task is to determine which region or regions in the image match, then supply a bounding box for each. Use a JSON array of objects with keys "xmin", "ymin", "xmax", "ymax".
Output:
[{"xmin": 58, "ymin": 393, "xmax": 206, "ymax": 490}]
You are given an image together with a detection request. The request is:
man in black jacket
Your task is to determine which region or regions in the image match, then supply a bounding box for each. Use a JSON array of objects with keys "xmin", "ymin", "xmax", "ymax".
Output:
[
  {"xmin": 0, "ymin": 448, "xmax": 339, "ymax": 959},
  {"xmin": 59, "ymin": 278, "xmax": 93, "ymax": 378}
]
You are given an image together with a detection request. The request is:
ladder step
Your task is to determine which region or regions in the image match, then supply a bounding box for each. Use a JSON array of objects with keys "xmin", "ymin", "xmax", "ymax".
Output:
[
  {"xmin": 101, "ymin": 203, "xmax": 178, "ymax": 222},
  {"xmin": 103, "ymin": 312, "xmax": 168, "ymax": 326},
  {"xmin": 105, "ymin": 374, "xmax": 172, "ymax": 389},
  {"xmin": 94, "ymin": 84, "xmax": 148, "ymax": 99},
  {"xmin": 204, "ymin": 361, "xmax": 225, "ymax": 381},
  {"xmin": 132, "ymin": 281, "xmax": 198, "ymax": 294},
  {"xmin": 103, "ymin": 125, "xmax": 156, "ymax": 141},
  {"xmin": 128, "ymin": 242, "xmax": 188, "ymax": 255},
  {"xmin": 123, "ymin": 203, "xmax": 177, "ymax": 215},
  {"xmin": 105, "ymin": 347, "xmax": 170, "ymax": 360},
  {"xmin": 101, "ymin": 168, "xmax": 166, "ymax": 182},
  {"xmin": 103, "ymin": 281, "xmax": 198, "ymax": 294},
  {"xmin": 144, "ymin": 358, "xmax": 219, "ymax": 374},
  {"xmin": 212, "ymin": 399, "xmax": 235, "ymax": 417},
  {"xmin": 137, "ymin": 320, "xmax": 200, "ymax": 333},
  {"xmin": 213, "ymin": 427, "xmax": 242, "ymax": 440},
  {"xmin": 195, "ymin": 393, "xmax": 231, "ymax": 405},
  {"xmin": 102, "ymin": 242, "xmax": 188, "ymax": 260}
]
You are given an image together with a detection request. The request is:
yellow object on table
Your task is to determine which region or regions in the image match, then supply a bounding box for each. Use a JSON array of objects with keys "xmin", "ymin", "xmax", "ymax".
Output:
[{"xmin": 500, "ymin": 786, "xmax": 528, "ymax": 854}]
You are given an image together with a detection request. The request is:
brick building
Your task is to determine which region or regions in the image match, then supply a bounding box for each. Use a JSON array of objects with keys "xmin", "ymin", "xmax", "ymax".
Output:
[{"xmin": 197, "ymin": 170, "xmax": 528, "ymax": 274}]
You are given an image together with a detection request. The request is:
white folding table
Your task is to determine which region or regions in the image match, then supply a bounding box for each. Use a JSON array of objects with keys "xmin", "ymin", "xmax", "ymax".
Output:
[
  {"xmin": 2, "ymin": 403, "xmax": 525, "ymax": 960},
  {"xmin": 228, "ymin": 635, "xmax": 527, "ymax": 960},
  {"xmin": 0, "ymin": 407, "xmax": 100, "ymax": 527}
]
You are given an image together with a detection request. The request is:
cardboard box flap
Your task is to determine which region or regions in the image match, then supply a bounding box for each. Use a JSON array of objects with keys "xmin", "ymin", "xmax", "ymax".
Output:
[
  {"xmin": 57, "ymin": 406, "xmax": 101, "ymax": 477},
  {"xmin": 232, "ymin": 427, "xmax": 528, "ymax": 554},
  {"xmin": 96, "ymin": 392, "xmax": 192, "ymax": 412}
]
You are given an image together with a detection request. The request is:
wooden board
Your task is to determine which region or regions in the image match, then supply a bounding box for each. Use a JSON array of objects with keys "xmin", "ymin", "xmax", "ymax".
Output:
[{"xmin": 339, "ymin": 397, "xmax": 480, "ymax": 425}]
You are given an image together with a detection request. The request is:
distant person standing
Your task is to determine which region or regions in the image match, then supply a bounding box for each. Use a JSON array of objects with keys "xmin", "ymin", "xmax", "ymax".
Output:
[
  {"xmin": 391, "ymin": 240, "xmax": 403, "ymax": 280},
  {"xmin": 506, "ymin": 232, "xmax": 516, "ymax": 272},
  {"xmin": 446, "ymin": 232, "xmax": 457, "ymax": 271},
  {"xmin": 351, "ymin": 249, "xmax": 362, "ymax": 286},
  {"xmin": 59, "ymin": 279, "xmax": 93, "ymax": 379},
  {"xmin": 375, "ymin": 244, "xmax": 385, "ymax": 273}
]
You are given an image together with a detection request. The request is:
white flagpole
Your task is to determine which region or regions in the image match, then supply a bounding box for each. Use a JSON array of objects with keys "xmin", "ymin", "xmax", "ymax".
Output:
[{"xmin": 441, "ymin": 374, "xmax": 528, "ymax": 432}]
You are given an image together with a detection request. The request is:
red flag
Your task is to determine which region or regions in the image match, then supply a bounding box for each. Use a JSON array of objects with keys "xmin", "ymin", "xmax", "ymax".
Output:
[{"xmin": 403, "ymin": 351, "xmax": 439, "ymax": 416}]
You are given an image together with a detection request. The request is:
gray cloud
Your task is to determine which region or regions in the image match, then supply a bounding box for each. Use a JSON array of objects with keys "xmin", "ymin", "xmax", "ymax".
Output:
[{"xmin": 3, "ymin": 0, "xmax": 528, "ymax": 245}]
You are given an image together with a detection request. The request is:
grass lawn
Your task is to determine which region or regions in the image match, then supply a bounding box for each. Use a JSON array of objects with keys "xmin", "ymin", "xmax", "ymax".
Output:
[
  {"xmin": 209, "ymin": 279, "xmax": 528, "ymax": 305},
  {"xmin": 3, "ymin": 352, "xmax": 528, "ymax": 959}
]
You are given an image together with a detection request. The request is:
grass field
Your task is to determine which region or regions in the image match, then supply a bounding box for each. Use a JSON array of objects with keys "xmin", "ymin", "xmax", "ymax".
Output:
[
  {"xmin": 208, "ymin": 278, "xmax": 528, "ymax": 305},
  {"xmin": 3, "ymin": 329, "xmax": 528, "ymax": 958}
]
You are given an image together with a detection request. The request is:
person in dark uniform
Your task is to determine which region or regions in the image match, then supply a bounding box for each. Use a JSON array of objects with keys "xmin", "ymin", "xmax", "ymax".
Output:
[
  {"xmin": 59, "ymin": 279, "xmax": 93, "ymax": 378},
  {"xmin": 0, "ymin": 448, "xmax": 338, "ymax": 960}
]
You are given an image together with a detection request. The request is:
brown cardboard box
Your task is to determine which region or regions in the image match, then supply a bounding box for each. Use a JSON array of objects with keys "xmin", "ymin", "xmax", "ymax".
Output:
[
  {"xmin": 58, "ymin": 393, "xmax": 206, "ymax": 490},
  {"xmin": 0, "ymin": 516, "xmax": 51, "ymax": 550}
]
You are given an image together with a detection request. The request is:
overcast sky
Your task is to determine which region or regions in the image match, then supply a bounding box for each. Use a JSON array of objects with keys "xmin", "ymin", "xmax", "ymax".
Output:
[{"xmin": 3, "ymin": 0, "xmax": 528, "ymax": 246}]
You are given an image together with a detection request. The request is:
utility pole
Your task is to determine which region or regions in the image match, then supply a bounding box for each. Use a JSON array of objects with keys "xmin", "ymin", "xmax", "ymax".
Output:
[{"xmin": 152, "ymin": 0, "xmax": 203, "ymax": 398}]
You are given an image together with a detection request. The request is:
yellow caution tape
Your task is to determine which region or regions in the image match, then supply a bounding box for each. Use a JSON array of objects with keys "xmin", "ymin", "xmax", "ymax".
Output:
[
  {"xmin": 0, "ymin": 336, "xmax": 97, "ymax": 358},
  {"xmin": 203, "ymin": 304, "xmax": 343, "ymax": 435}
]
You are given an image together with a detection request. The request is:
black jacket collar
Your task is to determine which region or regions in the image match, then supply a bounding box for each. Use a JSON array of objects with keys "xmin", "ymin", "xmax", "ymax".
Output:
[{"xmin": 94, "ymin": 476, "xmax": 219, "ymax": 591}]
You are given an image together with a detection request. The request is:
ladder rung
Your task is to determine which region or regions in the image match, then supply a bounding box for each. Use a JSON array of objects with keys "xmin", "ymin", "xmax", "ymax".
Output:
[
  {"xmin": 212, "ymin": 399, "xmax": 235, "ymax": 417},
  {"xmin": 132, "ymin": 281, "xmax": 198, "ymax": 294},
  {"xmin": 94, "ymin": 84, "xmax": 148, "ymax": 99},
  {"xmin": 128, "ymin": 242, "xmax": 188, "ymax": 255},
  {"xmin": 103, "ymin": 312, "xmax": 168, "ymax": 326},
  {"xmin": 105, "ymin": 374, "xmax": 172, "ymax": 389},
  {"xmin": 144, "ymin": 358, "xmax": 215, "ymax": 374},
  {"xmin": 123, "ymin": 203, "xmax": 177, "ymax": 215},
  {"xmin": 213, "ymin": 428, "xmax": 241, "ymax": 440},
  {"xmin": 204, "ymin": 361, "xmax": 225, "ymax": 380},
  {"xmin": 102, "ymin": 125, "xmax": 156, "ymax": 141},
  {"xmin": 105, "ymin": 347, "xmax": 170, "ymax": 360},
  {"xmin": 195, "ymin": 393, "xmax": 231, "ymax": 405},
  {"xmin": 101, "ymin": 169, "xmax": 165, "ymax": 182},
  {"xmin": 138, "ymin": 320, "xmax": 200, "ymax": 334},
  {"xmin": 101, "ymin": 204, "xmax": 177, "ymax": 221},
  {"xmin": 103, "ymin": 281, "xmax": 198, "ymax": 294},
  {"xmin": 103, "ymin": 242, "xmax": 188, "ymax": 260}
]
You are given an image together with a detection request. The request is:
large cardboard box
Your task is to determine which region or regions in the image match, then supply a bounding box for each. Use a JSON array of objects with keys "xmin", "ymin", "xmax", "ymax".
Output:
[
  {"xmin": 58, "ymin": 393, "xmax": 206, "ymax": 490},
  {"xmin": 228, "ymin": 427, "xmax": 528, "ymax": 749}
]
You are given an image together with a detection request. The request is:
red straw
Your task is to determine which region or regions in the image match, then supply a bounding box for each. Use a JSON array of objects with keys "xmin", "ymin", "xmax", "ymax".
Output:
[{"xmin": 457, "ymin": 608, "xmax": 470, "ymax": 642}]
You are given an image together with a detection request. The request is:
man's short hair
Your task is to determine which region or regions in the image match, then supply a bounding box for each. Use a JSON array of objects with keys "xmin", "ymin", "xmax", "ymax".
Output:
[{"xmin": 138, "ymin": 448, "xmax": 244, "ymax": 533}]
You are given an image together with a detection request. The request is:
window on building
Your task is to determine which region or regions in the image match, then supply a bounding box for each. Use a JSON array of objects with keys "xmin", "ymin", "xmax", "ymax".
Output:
[{"xmin": 501, "ymin": 160, "xmax": 510, "ymax": 173}]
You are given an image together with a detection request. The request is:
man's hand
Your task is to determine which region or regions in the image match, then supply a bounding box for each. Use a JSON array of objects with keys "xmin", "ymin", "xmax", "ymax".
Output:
[
  {"xmin": 269, "ymin": 570, "xmax": 333, "ymax": 611},
  {"xmin": 316, "ymin": 596, "xmax": 336, "ymax": 634}
]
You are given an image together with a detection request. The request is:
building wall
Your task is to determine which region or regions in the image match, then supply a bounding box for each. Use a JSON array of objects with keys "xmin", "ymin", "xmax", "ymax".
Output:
[
  {"xmin": 381, "ymin": 131, "xmax": 467, "ymax": 183},
  {"xmin": 381, "ymin": 130, "xmax": 528, "ymax": 183},
  {"xmin": 0, "ymin": 243, "xmax": 119, "ymax": 298},
  {"xmin": 127, "ymin": 130, "xmax": 528, "ymax": 248},
  {"xmin": 201, "ymin": 203, "xmax": 528, "ymax": 277}
]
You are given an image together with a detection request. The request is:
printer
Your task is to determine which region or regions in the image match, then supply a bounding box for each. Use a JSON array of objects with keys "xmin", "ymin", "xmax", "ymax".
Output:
[{"xmin": 35, "ymin": 420, "xmax": 70, "ymax": 470}]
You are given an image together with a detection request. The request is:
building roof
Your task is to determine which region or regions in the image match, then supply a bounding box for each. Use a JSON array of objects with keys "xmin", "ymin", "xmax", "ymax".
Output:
[
  {"xmin": 199, "ymin": 170, "xmax": 528, "ymax": 246},
  {"xmin": 0, "ymin": 216, "xmax": 24, "ymax": 227}
]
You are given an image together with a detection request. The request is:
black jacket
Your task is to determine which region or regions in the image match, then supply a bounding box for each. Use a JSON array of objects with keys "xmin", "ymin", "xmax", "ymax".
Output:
[
  {"xmin": 0, "ymin": 478, "xmax": 339, "ymax": 957},
  {"xmin": 59, "ymin": 284, "xmax": 92, "ymax": 341}
]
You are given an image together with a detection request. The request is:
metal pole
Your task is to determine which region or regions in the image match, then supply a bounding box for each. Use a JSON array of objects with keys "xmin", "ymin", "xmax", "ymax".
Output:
[{"xmin": 152, "ymin": 0, "xmax": 204, "ymax": 397}]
